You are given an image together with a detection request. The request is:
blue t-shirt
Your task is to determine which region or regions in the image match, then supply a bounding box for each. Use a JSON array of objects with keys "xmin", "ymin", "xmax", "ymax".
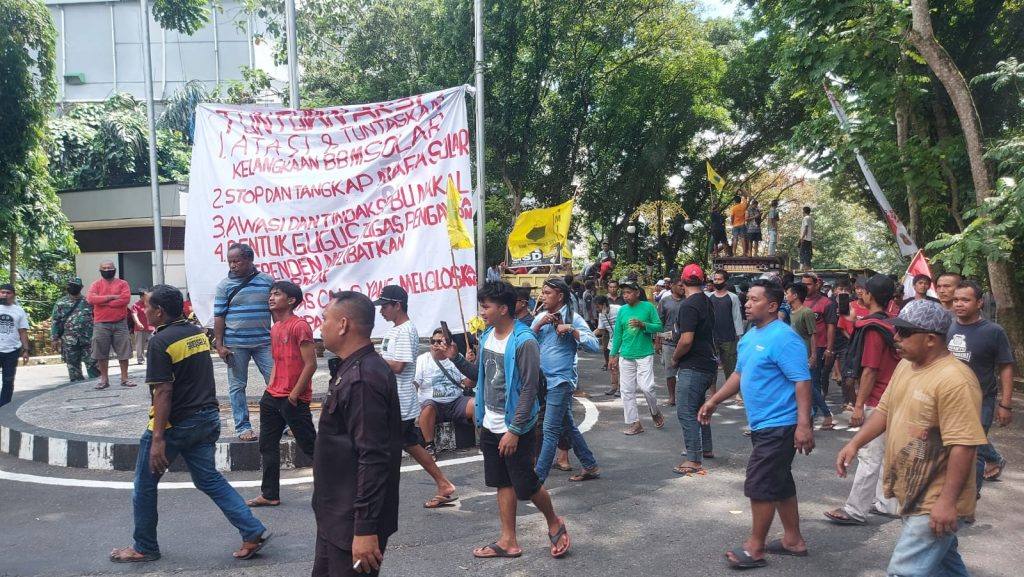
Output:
[{"xmin": 737, "ymin": 319, "xmax": 812, "ymax": 431}]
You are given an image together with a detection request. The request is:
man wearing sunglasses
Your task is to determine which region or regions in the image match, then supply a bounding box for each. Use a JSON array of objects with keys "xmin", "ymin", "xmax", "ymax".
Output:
[{"xmin": 836, "ymin": 299, "xmax": 986, "ymax": 576}]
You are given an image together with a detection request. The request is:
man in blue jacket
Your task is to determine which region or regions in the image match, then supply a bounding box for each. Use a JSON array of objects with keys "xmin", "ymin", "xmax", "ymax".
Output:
[
  {"xmin": 532, "ymin": 278, "xmax": 602, "ymax": 483},
  {"xmin": 447, "ymin": 281, "xmax": 570, "ymax": 560}
]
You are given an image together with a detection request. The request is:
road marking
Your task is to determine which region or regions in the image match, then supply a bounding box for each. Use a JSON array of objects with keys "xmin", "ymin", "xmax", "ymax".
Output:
[{"xmin": 0, "ymin": 398, "xmax": 600, "ymax": 490}]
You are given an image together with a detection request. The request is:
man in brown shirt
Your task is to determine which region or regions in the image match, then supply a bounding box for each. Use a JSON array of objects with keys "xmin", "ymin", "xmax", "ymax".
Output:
[
  {"xmin": 312, "ymin": 292, "xmax": 403, "ymax": 576},
  {"xmin": 835, "ymin": 300, "xmax": 985, "ymax": 576}
]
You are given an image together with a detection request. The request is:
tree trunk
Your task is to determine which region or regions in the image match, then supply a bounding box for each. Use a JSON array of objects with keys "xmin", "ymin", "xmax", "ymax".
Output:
[
  {"xmin": 930, "ymin": 98, "xmax": 966, "ymax": 231},
  {"xmin": 909, "ymin": 0, "xmax": 1022, "ymax": 362},
  {"xmin": 894, "ymin": 96, "xmax": 922, "ymax": 244},
  {"xmin": 8, "ymin": 233, "xmax": 16, "ymax": 288}
]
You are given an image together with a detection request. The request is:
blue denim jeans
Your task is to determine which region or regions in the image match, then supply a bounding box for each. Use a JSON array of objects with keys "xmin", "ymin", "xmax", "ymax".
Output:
[
  {"xmin": 676, "ymin": 368, "xmax": 715, "ymax": 462},
  {"xmin": 810, "ymin": 347, "xmax": 833, "ymax": 419},
  {"xmin": 132, "ymin": 408, "xmax": 266, "ymax": 554},
  {"xmin": 535, "ymin": 381, "xmax": 598, "ymax": 483},
  {"xmin": 886, "ymin": 515, "xmax": 969, "ymax": 577},
  {"xmin": 976, "ymin": 396, "xmax": 1003, "ymax": 494},
  {"xmin": 225, "ymin": 344, "xmax": 273, "ymax": 434}
]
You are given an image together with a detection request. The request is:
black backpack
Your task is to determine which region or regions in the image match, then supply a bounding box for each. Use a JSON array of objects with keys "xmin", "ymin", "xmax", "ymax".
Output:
[{"xmin": 841, "ymin": 313, "xmax": 896, "ymax": 380}]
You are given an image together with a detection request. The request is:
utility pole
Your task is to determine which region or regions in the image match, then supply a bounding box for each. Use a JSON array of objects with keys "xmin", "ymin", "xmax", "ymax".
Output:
[
  {"xmin": 472, "ymin": 0, "xmax": 487, "ymax": 285},
  {"xmin": 140, "ymin": 0, "xmax": 164, "ymax": 283},
  {"xmin": 285, "ymin": 0, "xmax": 300, "ymax": 109}
]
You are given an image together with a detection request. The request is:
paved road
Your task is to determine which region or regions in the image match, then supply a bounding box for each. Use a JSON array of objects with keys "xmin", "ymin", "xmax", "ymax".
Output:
[{"xmin": 0, "ymin": 353, "xmax": 1020, "ymax": 577}]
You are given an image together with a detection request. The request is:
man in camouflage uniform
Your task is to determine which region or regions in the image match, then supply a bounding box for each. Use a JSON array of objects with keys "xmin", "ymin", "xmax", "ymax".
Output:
[{"xmin": 50, "ymin": 277, "xmax": 99, "ymax": 382}]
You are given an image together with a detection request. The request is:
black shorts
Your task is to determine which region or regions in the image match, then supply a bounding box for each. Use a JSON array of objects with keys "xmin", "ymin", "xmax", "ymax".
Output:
[
  {"xmin": 748, "ymin": 230, "xmax": 763, "ymax": 242},
  {"xmin": 421, "ymin": 396, "xmax": 472, "ymax": 425},
  {"xmin": 744, "ymin": 425, "xmax": 797, "ymax": 502},
  {"xmin": 401, "ymin": 419, "xmax": 423, "ymax": 448},
  {"xmin": 311, "ymin": 533, "xmax": 389, "ymax": 577},
  {"xmin": 480, "ymin": 427, "xmax": 541, "ymax": 500}
]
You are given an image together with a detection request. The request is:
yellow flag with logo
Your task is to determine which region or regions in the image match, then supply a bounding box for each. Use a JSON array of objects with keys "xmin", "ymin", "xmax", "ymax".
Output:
[
  {"xmin": 445, "ymin": 176, "xmax": 474, "ymax": 250},
  {"xmin": 506, "ymin": 199, "xmax": 574, "ymax": 259},
  {"xmin": 706, "ymin": 161, "xmax": 726, "ymax": 192}
]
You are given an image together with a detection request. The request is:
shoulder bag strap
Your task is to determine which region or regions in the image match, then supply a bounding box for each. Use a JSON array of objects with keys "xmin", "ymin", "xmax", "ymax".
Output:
[{"xmin": 223, "ymin": 270, "xmax": 260, "ymax": 311}]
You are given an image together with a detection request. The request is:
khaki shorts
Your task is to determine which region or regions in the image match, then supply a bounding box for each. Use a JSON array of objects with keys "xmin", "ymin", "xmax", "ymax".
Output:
[{"xmin": 91, "ymin": 321, "xmax": 133, "ymax": 361}]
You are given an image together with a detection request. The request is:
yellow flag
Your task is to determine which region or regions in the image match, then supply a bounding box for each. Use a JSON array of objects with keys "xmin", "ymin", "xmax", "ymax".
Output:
[
  {"xmin": 706, "ymin": 161, "xmax": 726, "ymax": 192},
  {"xmin": 445, "ymin": 176, "xmax": 474, "ymax": 250},
  {"xmin": 507, "ymin": 199, "xmax": 574, "ymax": 259}
]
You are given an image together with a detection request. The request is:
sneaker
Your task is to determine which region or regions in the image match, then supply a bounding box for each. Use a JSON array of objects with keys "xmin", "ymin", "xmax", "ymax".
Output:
[{"xmin": 623, "ymin": 422, "xmax": 644, "ymax": 435}]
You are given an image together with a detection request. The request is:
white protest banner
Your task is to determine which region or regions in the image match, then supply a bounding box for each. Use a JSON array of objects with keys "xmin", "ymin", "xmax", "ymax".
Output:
[{"xmin": 185, "ymin": 86, "xmax": 477, "ymax": 337}]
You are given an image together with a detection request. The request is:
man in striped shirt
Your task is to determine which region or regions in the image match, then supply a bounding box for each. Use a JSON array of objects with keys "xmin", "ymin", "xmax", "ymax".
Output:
[
  {"xmin": 214, "ymin": 244, "xmax": 275, "ymax": 441},
  {"xmin": 375, "ymin": 285, "xmax": 459, "ymax": 509}
]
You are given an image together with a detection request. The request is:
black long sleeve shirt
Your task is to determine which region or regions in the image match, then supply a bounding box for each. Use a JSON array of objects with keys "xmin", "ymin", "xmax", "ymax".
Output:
[{"xmin": 312, "ymin": 344, "xmax": 402, "ymax": 549}]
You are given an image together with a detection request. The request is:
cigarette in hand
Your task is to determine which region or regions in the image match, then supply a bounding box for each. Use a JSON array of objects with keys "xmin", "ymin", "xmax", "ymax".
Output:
[{"xmin": 353, "ymin": 560, "xmax": 362, "ymax": 570}]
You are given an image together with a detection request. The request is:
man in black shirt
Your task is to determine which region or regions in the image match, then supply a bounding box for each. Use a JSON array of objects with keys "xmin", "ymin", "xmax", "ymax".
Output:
[
  {"xmin": 110, "ymin": 286, "xmax": 269, "ymax": 564},
  {"xmin": 313, "ymin": 292, "xmax": 403, "ymax": 576},
  {"xmin": 673, "ymin": 265, "xmax": 719, "ymax": 475}
]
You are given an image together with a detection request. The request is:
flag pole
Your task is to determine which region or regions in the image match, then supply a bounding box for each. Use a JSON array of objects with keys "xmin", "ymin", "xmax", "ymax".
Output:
[{"xmin": 449, "ymin": 247, "xmax": 472, "ymax": 351}]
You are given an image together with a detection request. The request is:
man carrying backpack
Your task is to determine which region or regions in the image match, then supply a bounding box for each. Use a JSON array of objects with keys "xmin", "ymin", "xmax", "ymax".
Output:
[{"xmin": 824, "ymin": 275, "xmax": 900, "ymax": 525}]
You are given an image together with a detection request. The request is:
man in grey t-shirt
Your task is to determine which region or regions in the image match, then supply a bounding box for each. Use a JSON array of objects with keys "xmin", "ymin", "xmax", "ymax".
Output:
[
  {"xmin": 947, "ymin": 281, "xmax": 1016, "ymax": 490},
  {"xmin": 657, "ymin": 278, "xmax": 686, "ymax": 406}
]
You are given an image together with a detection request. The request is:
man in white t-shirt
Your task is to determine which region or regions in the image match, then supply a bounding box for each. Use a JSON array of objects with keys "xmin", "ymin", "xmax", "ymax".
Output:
[
  {"xmin": 0, "ymin": 283, "xmax": 30, "ymax": 408},
  {"xmin": 375, "ymin": 285, "xmax": 459, "ymax": 509},
  {"xmin": 415, "ymin": 328, "xmax": 475, "ymax": 456},
  {"xmin": 595, "ymin": 295, "xmax": 621, "ymax": 396}
]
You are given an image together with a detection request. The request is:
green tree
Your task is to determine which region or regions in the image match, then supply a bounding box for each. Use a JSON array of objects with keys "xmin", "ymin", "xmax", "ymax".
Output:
[{"xmin": 0, "ymin": 0, "xmax": 73, "ymax": 287}]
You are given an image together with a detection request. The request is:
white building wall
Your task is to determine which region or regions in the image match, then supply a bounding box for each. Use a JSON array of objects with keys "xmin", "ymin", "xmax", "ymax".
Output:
[{"xmin": 48, "ymin": 0, "xmax": 266, "ymax": 103}]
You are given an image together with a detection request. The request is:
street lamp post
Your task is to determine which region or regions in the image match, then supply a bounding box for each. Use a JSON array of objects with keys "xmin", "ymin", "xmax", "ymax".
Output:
[{"xmin": 140, "ymin": 0, "xmax": 164, "ymax": 284}]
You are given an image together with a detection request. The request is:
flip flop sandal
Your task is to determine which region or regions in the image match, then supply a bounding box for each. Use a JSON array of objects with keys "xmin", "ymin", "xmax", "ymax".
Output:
[
  {"xmin": 726, "ymin": 547, "xmax": 767, "ymax": 569},
  {"xmin": 984, "ymin": 458, "xmax": 1007, "ymax": 481},
  {"xmin": 569, "ymin": 468, "xmax": 601, "ymax": 482},
  {"xmin": 765, "ymin": 539, "xmax": 808, "ymax": 557},
  {"xmin": 703, "ymin": 452, "xmax": 716, "ymax": 459},
  {"xmin": 233, "ymin": 530, "xmax": 272, "ymax": 560},
  {"xmin": 653, "ymin": 413, "xmax": 666, "ymax": 429},
  {"xmin": 553, "ymin": 462, "xmax": 574, "ymax": 472},
  {"xmin": 824, "ymin": 509, "xmax": 867, "ymax": 525},
  {"xmin": 424, "ymin": 494, "xmax": 458, "ymax": 509},
  {"xmin": 238, "ymin": 431, "xmax": 257, "ymax": 442},
  {"xmin": 120, "ymin": 381, "xmax": 137, "ymax": 388},
  {"xmin": 548, "ymin": 518, "xmax": 570, "ymax": 558},
  {"xmin": 818, "ymin": 422, "xmax": 836, "ymax": 431},
  {"xmin": 110, "ymin": 548, "xmax": 161, "ymax": 563},
  {"xmin": 94, "ymin": 382, "xmax": 110, "ymax": 390},
  {"xmin": 473, "ymin": 542, "xmax": 522, "ymax": 559},
  {"xmin": 672, "ymin": 465, "xmax": 706, "ymax": 476}
]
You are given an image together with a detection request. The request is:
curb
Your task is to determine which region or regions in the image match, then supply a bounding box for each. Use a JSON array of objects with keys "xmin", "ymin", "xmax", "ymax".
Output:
[{"xmin": 0, "ymin": 387, "xmax": 475, "ymax": 472}]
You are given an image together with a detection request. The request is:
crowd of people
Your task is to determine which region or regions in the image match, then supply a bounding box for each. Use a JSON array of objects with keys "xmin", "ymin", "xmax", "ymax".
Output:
[
  {"xmin": 711, "ymin": 195, "xmax": 815, "ymax": 270},
  {"xmin": 1, "ymin": 239, "xmax": 1010, "ymax": 575}
]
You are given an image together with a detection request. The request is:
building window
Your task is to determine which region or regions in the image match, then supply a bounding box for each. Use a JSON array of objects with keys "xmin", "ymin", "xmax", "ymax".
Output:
[{"xmin": 119, "ymin": 252, "xmax": 153, "ymax": 292}]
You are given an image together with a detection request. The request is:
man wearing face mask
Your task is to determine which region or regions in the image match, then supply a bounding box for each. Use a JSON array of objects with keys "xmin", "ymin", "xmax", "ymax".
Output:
[
  {"xmin": 50, "ymin": 277, "xmax": 100, "ymax": 382},
  {"xmin": 86, "ymin": 261, "xmax": 135, "ymax": 390}
]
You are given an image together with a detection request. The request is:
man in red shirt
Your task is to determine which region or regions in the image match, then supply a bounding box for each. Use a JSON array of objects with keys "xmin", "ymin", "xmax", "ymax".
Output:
[
  {"xmin": 247, "ymin": 281, "xmax": 317, "ymax": 507},
  {"xmin": 802, "ymin": 273, "xmax": 836, "ymax": 429},
  {"xmin": 131, "ymin": 290, "xmax": 154, "ymax": 365},
  {"xmin": 825, "ymin": 275, "xmax": 900, "ymax": 525},
  {"xmin": 86, "ymin": 260, "xmax": 135, "ymax": 389}
]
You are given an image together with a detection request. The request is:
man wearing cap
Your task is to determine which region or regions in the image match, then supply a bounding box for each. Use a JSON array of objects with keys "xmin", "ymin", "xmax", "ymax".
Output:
[
  {"xmin": 672, "ymin": 265, "xmax": 718, "ymax": 475},
  {"xmin": 374, "ymin": 285, "xmax": 459, "ymax": 508},
  {"xmin": 532, "ymin": 278, "xmax": 602, "ymax": 483},
  {"xmin": 50, "ymin": 277, "xmax": 100, "ymax": 382},
  {"xmin": 825, "ymin": 275, "xmax": 900, "ymax": 526},
  {"xmin": 609, "ymin": 278, "xmax": 665, "ymax": 435},
  {"xmin": 836, "ymin": 299, "xmax": 986, "ymax": 575}
]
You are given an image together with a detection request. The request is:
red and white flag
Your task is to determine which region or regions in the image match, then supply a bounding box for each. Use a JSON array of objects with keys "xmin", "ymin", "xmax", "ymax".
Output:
[{"xmin": 902, "ymin": 249, "xmax": 937, "ymax": 299}]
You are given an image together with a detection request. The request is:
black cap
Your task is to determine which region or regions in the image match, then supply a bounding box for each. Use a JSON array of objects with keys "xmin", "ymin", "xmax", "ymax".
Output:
[
  {"xmin": 372, "ymin": 285, "xmax": 408, "ymax": 306},
  {"xmin": 618, "ymin": 277, "xmax": 640, "ymax": 290}
]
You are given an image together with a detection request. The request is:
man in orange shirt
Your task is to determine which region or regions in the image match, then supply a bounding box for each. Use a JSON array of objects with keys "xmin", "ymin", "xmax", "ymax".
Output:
[
  {"xmin": 730, "ymin": 195, "xmax": 749, "ymax": 256},
  {"xmin": 86, "ymin": 260, "xmax": 135, "ymax": 389}
]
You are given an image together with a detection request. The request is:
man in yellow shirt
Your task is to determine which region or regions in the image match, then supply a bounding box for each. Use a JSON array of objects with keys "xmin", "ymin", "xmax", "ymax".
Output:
[
  {"xmin": 835, "ymin": 300, "xmax": 986, "ymax": 576},
  {"xmin": 730, "ymin": 195, "xmax": 748, "ymax": 256}
]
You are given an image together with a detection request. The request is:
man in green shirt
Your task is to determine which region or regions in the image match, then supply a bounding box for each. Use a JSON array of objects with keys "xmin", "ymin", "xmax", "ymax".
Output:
[
  {"xmin": 786, "ymin": 284, "xmax": 816, "ymax": 357},
  {"xmin": 609, "ymin": 279, "xmax": 665, "ymax": 435}
]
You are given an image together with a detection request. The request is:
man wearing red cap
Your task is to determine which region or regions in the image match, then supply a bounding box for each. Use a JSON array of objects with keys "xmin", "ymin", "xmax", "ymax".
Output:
[{"xmin": 671, "ymin": 265, "xmax": 719, "ymax": 476}]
